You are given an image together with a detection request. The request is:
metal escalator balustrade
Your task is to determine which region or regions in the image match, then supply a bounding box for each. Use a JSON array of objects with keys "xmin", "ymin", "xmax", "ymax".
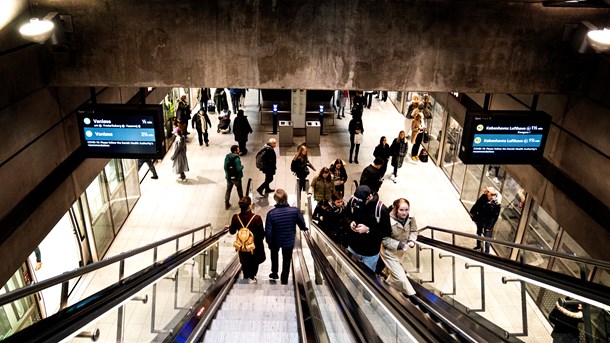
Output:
[
  {"xmin": 0, "ymin": 224, "xmax": 230, "ymax": 342},
  {"xmin": 410, "ymin": 225, "xmax": 610, "ymax": 342}
]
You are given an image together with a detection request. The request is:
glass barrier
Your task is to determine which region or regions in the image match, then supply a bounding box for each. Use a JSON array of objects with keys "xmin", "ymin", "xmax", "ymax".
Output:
[
  {"xmin": 308, "ymin": 227, "xmax": 421, "ymax": 343},
  {"xmin": 405, "ymin": 231, "xmax": 609, "ymax": 342},
  {"xmin": 0, "ymin": 225, "xmax": 219, "ymax": 341},
  {"xmin": 68, "ymin": 232, "xmax": 235, "ymax": 342}
]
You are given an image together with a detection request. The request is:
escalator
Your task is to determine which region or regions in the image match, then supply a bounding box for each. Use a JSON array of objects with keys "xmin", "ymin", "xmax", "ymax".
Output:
[{"xmin": 2, "ymin": 199, "xmax": 609, "ymax": 342}]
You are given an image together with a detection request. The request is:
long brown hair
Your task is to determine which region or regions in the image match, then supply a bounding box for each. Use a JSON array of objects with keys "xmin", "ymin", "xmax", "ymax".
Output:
[{"xmin": 317, "ymin": 167, "xmax": 332, "ymax": 182}]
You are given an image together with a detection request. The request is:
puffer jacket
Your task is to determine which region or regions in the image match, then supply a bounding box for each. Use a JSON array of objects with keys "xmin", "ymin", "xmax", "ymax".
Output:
[{"xmin": 309, "ymin": 176, "xmax": 334, "ymax": 202}]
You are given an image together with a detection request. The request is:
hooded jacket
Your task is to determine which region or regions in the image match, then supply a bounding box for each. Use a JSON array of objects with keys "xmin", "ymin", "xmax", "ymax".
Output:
[{"xmin": 346, "ymin": 194, "xmax": 392, "ymax": 256}]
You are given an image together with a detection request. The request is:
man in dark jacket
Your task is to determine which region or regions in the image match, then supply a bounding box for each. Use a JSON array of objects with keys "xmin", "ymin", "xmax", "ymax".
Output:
[
  {"xmin": 265, "ymin": 189, "xmax": 308, "ymax": 284},
  {"xmin": 233, "ymin": 109, "xmax": 253, "ymax": 155},
  {"xmin": 256, "ymin": 138, "xmax": 277, "ymax": 197},
  {"xmin": 346, "ymin": 185, "xmax": 392, "ymax": 272},
  {"xmin": 470, "ymin": 187, "xmax": 502, "ymax": 253},
  {"xmin": 359, "ymin": 158, "xmax": 384, "ymax": 194},
  {"xmin": 224, "ymin": 145, "xmax": 244, "ymax": 210}
]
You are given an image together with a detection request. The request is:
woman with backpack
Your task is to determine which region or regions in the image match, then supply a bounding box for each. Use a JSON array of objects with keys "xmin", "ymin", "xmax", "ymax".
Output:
[
  {"xmin": 291, "ymin": 145, "xmax": 316, "ymax": 192},
  {"xmin": 228, "ymin": 196, "xmax": 265, "ymax": 284}
]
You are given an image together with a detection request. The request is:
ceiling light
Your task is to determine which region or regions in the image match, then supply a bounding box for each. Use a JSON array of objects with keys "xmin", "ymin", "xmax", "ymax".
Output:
[
  {"xmin": 587, "ymin": 28, "xmax": 610, "ymax": 53},
  {"xmin": 19, "ymin": 17, "xmax": 54, "ymax": 43},
  {"xmin": 19, "ymin": 12, "xmax": 60, "ymax": 44}
]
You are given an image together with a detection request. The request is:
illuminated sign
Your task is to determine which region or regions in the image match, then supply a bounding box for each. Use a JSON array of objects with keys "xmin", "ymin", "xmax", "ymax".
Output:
[
  {"xmin": 459, "ymin": 111, "xmax": 551, "ymax": 164},
  {"xmin": 77, "ymin": 104, "xmax": 165, "ymax": 159}
]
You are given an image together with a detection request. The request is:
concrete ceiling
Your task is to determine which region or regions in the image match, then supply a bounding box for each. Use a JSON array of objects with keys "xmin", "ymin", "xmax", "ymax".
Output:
[{"xmin": 17, "ymin": 1, "xmax": 610, "ymax": 93}]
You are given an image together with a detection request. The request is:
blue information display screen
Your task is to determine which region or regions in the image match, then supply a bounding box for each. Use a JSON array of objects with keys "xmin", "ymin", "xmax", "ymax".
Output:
[
  {"xmin": 77, "ymin": 104, "xmax": 165, "ymax": 159},
  {"xmin": 459, "ymin": 111, "xmax": 551, "ymax": 164}
]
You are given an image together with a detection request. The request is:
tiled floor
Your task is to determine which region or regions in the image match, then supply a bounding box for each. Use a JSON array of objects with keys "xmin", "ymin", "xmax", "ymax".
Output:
[{"xmin": 70, "ymin": 90, "xmax": 553, "ymax": 342}]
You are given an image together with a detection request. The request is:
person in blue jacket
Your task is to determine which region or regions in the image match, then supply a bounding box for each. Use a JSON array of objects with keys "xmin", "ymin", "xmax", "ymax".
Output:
[{"xmin": 265, "ymin": 189, "xmax": 308, "ymax": 284}]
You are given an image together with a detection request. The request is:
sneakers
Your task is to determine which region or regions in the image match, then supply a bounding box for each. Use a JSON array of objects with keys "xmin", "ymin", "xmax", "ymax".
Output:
[
  {"xmin": 248, "ymin": 278, "xmax": 257, "ymax": 284},
  {"xmin": 411, "ymin": 156, "xmax": 419, "ymax": 161},
  {"xmin": 266, "ymin": 189, "xmax": 275, "ymax": 193},
  {"xmin": 151, "ymin": 176, "xmax": 158, "ymax": 180},
  {"xmin": 205, "ymin": 142, "xmax": 209, "ymax": 147},
  {"xmin": 225, "ymin": 203, "xmax": 231, "ymax": 210},
  {"xmin": 473, "ymin": 246, "xmax": 481, "ymax": 251},
  {"xmin": 257, "ymin": 189, "xmax": 265, "ymax": 197},
  {"xmin": 269, "ymin": 273, "xmax": 279, "ymax": 280}
]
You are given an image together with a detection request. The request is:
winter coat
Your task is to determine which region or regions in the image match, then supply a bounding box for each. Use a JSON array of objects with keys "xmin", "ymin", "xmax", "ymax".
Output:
[
  {"xmin": 317, "ymin": 203, "xmax": 350, "ymax": 247},
  {"xmin": 373, "ymin": 143, "xmax": 391, "ymax": 163},
  {"xmin": 329, "ymin": 163, "xmax": 348, "ymax": 186},
  {"xmin": 411, "ymin": 116, "xmax": 424, "ymax": 144},
  {"xmin": 192, "ymin": 112, "xmax": 212, "ymax": 131},
  {"xmin": 359, "ymin": 165, "xmax": 383, "ymax": 193},
  {"xmin": 470, "ymin": 194, "xmax": 501, "ymax": 229},
  {"xmin": 260, "ymin": 145, "xmax": 277, "ymax": 175},
  {"xmin": 346, "ymin": 194, "xmax": 392, "ymax": 256},
  {"xmin": 291, "ymin": 156, "xmax": 315, "ymax": 179},
  {"xmin": 382, "ymin": 216, "xmax": 418, "ymax": 251},
  {"xmin": 348, "ymin": 118, "xmax": 364, "ymax": 136},
  {"xmin": 265, "ymin": 204, "xmax": 308, "ymax": 248},
  {"xmin": 224, "ymin": 153, "xmax": 244, "ymax": 181},
  {"xmin": 390, "ymin": 137, "xmax": 409, "ymax": 168},
  {"xmin": 229, "ymin": 211, "xmax": 266, "ymax": 264},
  {"xmin": 233, "ymin": 114, "xmax": 253, "ymax": 142},
  {"xmin": 309, "ymin": 176, "xmax": 334, "ymax": 202},
  {"xmin": 171, "ymin": 135, "xmax": 189, "ymax": 174}
]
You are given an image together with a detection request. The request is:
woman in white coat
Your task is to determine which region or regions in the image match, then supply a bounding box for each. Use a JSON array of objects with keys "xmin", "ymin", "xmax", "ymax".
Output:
[
  {"xmin": 380, "ymin": 198, "xmax": 418, "ymax": 297},
  {"xmin": 171, "ymin": 127, "xmax": 189, "ymax": 181}
]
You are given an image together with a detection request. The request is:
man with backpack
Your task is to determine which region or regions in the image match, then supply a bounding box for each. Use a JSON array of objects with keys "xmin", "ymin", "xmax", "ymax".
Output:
[
  {"xmin": 346, "ymin": 185, "xmax": 392, "ymax": 273},
  {"xmin": 224, "ymin": 145, "xmax": 244, "ymax": 210},
  {"xmin": 255, "ymin": 138, "xmax": 277, "ymax": 197}
]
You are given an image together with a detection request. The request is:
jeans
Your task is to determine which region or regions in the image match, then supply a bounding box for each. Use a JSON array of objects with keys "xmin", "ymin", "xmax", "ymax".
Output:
[
  {"xmin": 225, "ymin": 179, "xmax": 243, "ymax": 205},
  {"xmin": 348, "ymin": 246, "xmax": 379, "ymax": 273},
  {"xmin": 411, "ymin": 132, "xmax": 424, "ymax": 157},
  {"xmin": 349, "ymin": 134, "xmax": 360, "ymax": 162},
  {"xmin": 475, "ymin": 223, "xmax": 493, "ymax": 253},
  {"xmin": 270, "ymin": 246, "xmax": 294, "ymax": 284}
]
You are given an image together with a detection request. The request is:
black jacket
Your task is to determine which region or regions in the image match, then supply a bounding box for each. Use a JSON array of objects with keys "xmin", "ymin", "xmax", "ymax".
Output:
[
  {"xmin": 348, "ymin": 118, "xmax": 364, "ymax": 136},
  {"xmin": 316, "ymin": 203, "xmax": 350, "ymax": 247},
  {"xmin": 229, "ymin": 211, "xmax": 266, "ymax": 264},
  {"xmin": 260, "ymin": 145, "xmax": 277, "ymax": 175},
  {"xmin": 373, "ymin": 143, "xmax": 391, "ymax": 162},
  {"xmin": 470, "ymin": 194, "xmax": 501, "ymax": 229},
  {"xmin": 346, "ymin": 194, "xmax": 391, "ymax": 256},
  {"xmin": 360, "ymin": 165, "xmax": 382, "ymax": 193},
  {"xmin": 233, "ymin": 114, "xmax": 253, "ymax": 142}
]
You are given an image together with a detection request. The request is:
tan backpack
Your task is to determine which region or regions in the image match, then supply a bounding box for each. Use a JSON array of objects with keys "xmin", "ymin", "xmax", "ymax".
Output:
[{"xmin": 233, "ymin": 215, "xmax": 256, "ymax": 254}]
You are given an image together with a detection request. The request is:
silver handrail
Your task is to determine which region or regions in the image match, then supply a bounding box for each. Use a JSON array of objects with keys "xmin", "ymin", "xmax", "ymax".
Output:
[
  {"xmin": 422, "ymin": 225, "xmax": 610, "ymax": 269},
  {"xmin": 0, "ymin": 223, "xmax": 212, "ymax": 307}
]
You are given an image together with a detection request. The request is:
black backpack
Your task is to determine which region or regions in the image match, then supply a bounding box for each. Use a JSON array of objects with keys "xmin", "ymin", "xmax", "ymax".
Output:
[
  {"xmin": 226, "ymin": 156, "xmax": 239, "ymax": 180},
  {"xmin": 255, "ymin": 147, "xmax": 268, "ymax": 171}
]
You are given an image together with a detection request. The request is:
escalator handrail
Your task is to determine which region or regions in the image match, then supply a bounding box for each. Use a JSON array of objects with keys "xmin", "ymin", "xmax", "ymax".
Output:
[
  {"xmin": 0, "ymin": 223, "xmax": 215, "ymax": 307},
  {"xmin": 301, "ymin": 229, "xmax": 383, "ymax": 343},
  {"xmin": 245, "ymin": 177, "xmax": 252, "ymax": 196},
  {"xmin": 170, "ymin": 257, "xmax": 242, "ymax": 343},
  {"xmin": 422, "ymin": 225, "xmax": 610, "ymax": 269},
  {"xmin": 293, "ymin": 229, "xmax": 330, "ymax": 343},
  {"xmin": 417, "ymin": 236, "xmax": 610, "ymax": 311},
  {"xmin": 3, "ymin": 227, "xmax": 230, "ymax": 343},
  {"xmin": 306, "ymin": 223, "xmax": 462, "ymax": 343}
]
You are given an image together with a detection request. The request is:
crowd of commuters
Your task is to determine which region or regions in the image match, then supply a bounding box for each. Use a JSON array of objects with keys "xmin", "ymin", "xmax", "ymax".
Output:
[{"xmin": 165, "ymin": 89, "xmax": 505, "ymax": 303}]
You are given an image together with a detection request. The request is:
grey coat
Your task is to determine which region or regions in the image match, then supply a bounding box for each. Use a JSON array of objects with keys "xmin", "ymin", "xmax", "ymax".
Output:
[{"xmin": 171, "ymin": 135, "xmax": 189, "ymax": 174}]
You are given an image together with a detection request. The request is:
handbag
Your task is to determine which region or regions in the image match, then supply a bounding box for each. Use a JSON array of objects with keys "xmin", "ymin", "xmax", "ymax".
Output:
[{"xmin": 354, "ymin": 133, "xmax": 363, "ymax": 144}]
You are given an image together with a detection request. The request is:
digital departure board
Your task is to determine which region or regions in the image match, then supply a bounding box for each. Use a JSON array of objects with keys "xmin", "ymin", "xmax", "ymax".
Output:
[
  {"xmin": 459, "ymin": 111, "xmax": 551, "ymax": 164},
  {"xmin": 77, "ymin": 104, "xmax": 165, "ymax": 159}
]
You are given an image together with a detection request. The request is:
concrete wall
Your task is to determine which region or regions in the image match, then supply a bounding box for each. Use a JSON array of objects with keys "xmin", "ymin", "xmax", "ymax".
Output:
[
  {"xmin": 30, "ymin": 0, "xmax": 609, "ymax": 92},
  {"xmin": 499, "ymin": 93, "xmax": 610, "ymax": 261}
]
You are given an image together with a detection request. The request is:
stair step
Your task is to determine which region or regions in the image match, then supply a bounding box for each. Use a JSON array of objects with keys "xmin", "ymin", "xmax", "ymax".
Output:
[
  {"xmin": 214, "ymin": 309, "xmax": 297, "ymax": 321},
  {"xmin": 203, "ymin": 331, "xmax": 299, "ymax": 343},
  {"xmin": 207, "ymin": 318, "xmax": 298, "ymax": 332},
  {"xmin": 219, "ymin": 300, "xmax": 295, "ymax": 312}
]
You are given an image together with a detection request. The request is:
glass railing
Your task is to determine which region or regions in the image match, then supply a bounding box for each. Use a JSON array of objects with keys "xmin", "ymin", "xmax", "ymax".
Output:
[
  {"xmin": 0, "ymin": 224, "xmax": 231, "ymax": 342},
  {"xmin": 408, "ymin": 226, "xmax": 610, "ymax": 342}
]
